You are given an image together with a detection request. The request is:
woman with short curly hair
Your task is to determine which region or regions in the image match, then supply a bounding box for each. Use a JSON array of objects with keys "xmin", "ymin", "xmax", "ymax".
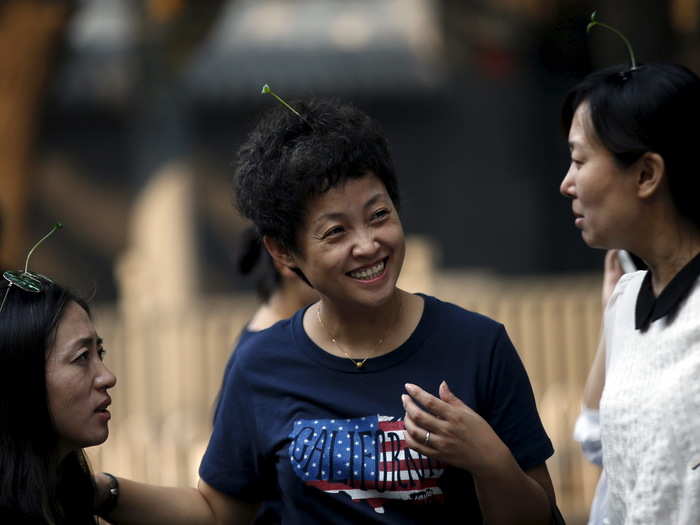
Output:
[{"xmin": 98, "ymin": 97, "xmax": 558, "ymax": 524}]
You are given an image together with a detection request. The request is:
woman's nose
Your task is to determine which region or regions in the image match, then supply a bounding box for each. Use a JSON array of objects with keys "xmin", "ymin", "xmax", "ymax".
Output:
[
  {"xmin": 97, "ymin": 363, "xmax": 117, "ymax": 390},
  {"xmin": 352, "ymin": 229, "xmax": 380, "ymax": 258},
  {"xmin": 560, "ymin": 168, "xmax": 575, "ymax": 198}
]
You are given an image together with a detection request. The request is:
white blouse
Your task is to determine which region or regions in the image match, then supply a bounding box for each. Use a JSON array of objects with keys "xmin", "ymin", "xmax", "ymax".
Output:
[{"xmin": 601, "ymin": 271, "xmax": 700, "ymax": 524}]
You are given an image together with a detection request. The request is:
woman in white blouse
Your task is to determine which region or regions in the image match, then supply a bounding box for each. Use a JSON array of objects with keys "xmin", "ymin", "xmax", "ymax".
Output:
[{"xmin": 561, "ymin": 63, "xmax": 700, "ymax": 524}]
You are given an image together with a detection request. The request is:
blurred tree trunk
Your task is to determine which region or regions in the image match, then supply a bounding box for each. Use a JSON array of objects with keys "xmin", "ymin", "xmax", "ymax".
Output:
[
  {"xmin": 128, "ymin": 0, "xmax": 227, "ymax": 183},
  {"xmin": 0, "ymin": 0, "xmax": 72, "ymax": 267},
  {"xmin": 116, "ymin": 0, "xmax": 227, "ymax": 305}
]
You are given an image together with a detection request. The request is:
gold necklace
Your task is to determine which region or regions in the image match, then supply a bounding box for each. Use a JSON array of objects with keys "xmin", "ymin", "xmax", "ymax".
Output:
[{"xmin": 316, "ymin": 297, "xmax": 402, "ymax": 368}]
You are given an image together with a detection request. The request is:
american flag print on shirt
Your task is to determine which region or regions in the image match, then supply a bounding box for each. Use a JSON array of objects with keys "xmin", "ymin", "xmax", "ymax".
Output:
[{"xmin": 288, "ymin": 415, "xmax": 445, "ymax": 514}]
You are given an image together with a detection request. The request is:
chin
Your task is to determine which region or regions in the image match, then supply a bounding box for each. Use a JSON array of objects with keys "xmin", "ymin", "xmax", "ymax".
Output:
[
  {"xmin": 581, "ymin": 231, "xmax": 606, "ymax": 250},
  {"xmin": 80, "ymin": 429, "xmax": 110, "ymax": 449},
  {"xmin": 350, "ymin": 287, "xmax": 394, "ymax": 310}
]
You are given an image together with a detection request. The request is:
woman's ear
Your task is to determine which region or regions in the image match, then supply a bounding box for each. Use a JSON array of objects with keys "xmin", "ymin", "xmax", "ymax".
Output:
[
  {"xmin": 276, "ymin": 262, "xmax": 302, "ymax": 279},
  {"xmin": 636, "ymin": 152, "xmax": 665, "ymax": 199},
  {"xmin": 268, "ymin": 253, "xmax": 299, "ymax": 279},
  {"xmin": 263, "ymin": 236, "xmax": 296, "ymax": 270}
]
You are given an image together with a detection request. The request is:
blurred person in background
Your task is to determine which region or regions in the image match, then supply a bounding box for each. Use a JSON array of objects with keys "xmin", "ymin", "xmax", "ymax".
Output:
[
  {"xmin": 213, "ymin": 225, "xmax": 318, "ymax": 420},
  {"xmin": 561, "ymin": 62, "xmax": 700, "ymax": 524},
  {"xmin": 0, "ymin": 229, "xmax": 117, "ymax": 524},
  {"xmin": 94, "ymin": 98, "xmax": 561, "ymax": 524},
  {"xmin": 233, "ymin": 225, "xmax": 318, "ymax": 335},
  {"xmin": 213, "ymin": 226, "xmax": 319, "ymax": 521}
]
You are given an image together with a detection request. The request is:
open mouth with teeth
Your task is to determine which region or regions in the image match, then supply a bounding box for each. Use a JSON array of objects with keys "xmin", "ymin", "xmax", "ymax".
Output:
[{"xmin": 347, "ymin": 258, "xmax": 387, "ymax": 281}]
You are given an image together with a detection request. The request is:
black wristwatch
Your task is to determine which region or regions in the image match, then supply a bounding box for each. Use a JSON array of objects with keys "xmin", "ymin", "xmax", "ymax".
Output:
[{"xmin": 97, "ymin": 472, "xmax": 120, "ymax": 517}]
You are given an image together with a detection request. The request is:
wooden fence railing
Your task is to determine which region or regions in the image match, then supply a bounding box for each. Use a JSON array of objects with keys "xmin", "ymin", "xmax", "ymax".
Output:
[{"xmin": 88, "ymin": 273, "xmax": 603, "ymax": 524}]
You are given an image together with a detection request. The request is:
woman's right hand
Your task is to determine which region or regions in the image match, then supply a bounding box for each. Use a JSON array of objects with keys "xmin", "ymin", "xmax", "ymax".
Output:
[{"xmin": 401, "ymin": 381, "xmax": 508, "ymax": 475}]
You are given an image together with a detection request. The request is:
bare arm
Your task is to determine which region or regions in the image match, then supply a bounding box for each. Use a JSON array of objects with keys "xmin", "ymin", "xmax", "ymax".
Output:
[
  {"xmin": 95, "ymin": 474, "xmax": 258, "ymax": 525},
  {"xmin": 583, "ymin": 250, "xmax": 623, "ymax": 410},
  {"xmin": 583, "ymin": 336, "xmax": 606, "ymax": 410},
  {"xmin": 402, "ymin": 382, "xmax": 554, "ymax": 524},
  {"xmin": 472, "ymin": 456, "xmax": 555, "ymax": 524}
]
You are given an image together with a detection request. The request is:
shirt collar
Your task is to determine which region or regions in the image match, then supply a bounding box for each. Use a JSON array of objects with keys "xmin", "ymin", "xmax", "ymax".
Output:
[{"xmin": 635, "ymin": 251, "xmax": 700, "ymax": 330}]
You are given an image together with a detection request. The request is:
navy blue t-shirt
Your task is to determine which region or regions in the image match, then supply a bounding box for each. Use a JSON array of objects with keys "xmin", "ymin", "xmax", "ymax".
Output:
[
  {"xmin": 200, "ymin": 294, "xmax": 553, "ymax": 523},
  {"xmin": 213, "ymin": 328, "xmax": 257, "ymax": 423}
]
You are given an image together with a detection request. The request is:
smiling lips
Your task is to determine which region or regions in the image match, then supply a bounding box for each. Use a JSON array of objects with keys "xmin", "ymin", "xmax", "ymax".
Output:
[{"xmin": 348, "ymin": 258, "xmax": 386, "ymax": 280}]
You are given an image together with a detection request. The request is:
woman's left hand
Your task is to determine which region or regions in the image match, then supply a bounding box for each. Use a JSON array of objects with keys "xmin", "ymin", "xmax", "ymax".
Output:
[{"xmin": 402, "ymin": 381, "xmax": 509, "ymax": 475}]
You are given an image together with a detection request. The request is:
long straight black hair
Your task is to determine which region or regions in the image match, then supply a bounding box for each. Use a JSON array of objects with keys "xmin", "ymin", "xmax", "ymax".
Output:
[{"xmin": 0, "ymin": 280, "xmax": 98, "ymax": 524}]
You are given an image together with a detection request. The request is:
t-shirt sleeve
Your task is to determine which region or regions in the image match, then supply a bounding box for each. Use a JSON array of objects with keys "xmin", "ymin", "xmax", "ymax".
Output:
[
  {"xmin": 199, "ymin": 359, "xmax": 269, "ymax": 502},
  {"xmin": 481, "ymin": 326, "xmax": 554, "ymax": 471}
]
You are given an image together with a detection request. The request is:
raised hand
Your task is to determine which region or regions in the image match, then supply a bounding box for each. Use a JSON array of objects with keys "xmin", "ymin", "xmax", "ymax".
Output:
[{"xmin": 402, "ymin": 381, "xmax": 509, "ymax": 475}]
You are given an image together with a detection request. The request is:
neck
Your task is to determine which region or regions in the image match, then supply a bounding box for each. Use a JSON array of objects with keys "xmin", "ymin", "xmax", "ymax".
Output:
[
  {"xmin": 318, "ymin": 289, "xmax": 403, "ymax": 356},
  {"xmin": 633, "ymin": 215, "xmax": 700, "ymax": 295}
]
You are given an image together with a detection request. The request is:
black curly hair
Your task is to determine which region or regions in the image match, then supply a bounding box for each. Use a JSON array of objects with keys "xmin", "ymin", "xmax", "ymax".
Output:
[{"xmin": 234, "ymin": 98, "xmax": 400, "ymax": 254}]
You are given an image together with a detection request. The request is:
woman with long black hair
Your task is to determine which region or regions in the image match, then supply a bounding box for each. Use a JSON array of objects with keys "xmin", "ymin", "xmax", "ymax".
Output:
[{"xmin": 0, "ymin": 228, "xmax": 117, "ymax": 524}]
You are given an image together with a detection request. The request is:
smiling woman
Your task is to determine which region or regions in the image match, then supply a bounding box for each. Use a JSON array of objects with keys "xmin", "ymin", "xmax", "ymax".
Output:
[
  {"xmin": 225, "ymin": 98, "xmax": 556, "ymax": 522},
  {"xmin": 222, "ymin": 98, "xmax": 558, "ymax": 523},
  {"xmin": 0, "ymin": 278, "xmax": 116, "ymax": 524},
  {"xmin": 94, "ymin": 98, "xmax": 560, "ymax": 524}
]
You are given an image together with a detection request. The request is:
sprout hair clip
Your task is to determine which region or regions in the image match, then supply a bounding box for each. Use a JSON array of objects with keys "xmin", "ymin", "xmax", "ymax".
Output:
[
  {"xmin": 0, "ymin": 222, "xmax": 62, "ymax": 313},
  {"xmin": 261, "ymin": 84, "xmax": 314, "ymax": 130},
  {"xmin": 587, "ymin": 11, "xmax": 639, "ymax": 79}
]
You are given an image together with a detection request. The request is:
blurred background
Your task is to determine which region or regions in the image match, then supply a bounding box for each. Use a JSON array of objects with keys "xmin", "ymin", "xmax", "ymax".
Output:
[{"xmin": 2, "ymin": 0, "xmax": 699, "ymax": 522}]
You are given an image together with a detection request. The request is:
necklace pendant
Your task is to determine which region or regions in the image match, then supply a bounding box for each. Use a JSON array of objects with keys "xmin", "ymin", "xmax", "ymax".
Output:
[{"xmin": 355, "ymin": 361, "xmax": 364, "ymax": 368}]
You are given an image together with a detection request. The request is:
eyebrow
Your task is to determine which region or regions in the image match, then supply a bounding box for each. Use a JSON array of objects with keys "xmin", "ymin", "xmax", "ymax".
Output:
[
  {"xmin": 568, "ymin": 139, "xmax": 590, "ymax": 153},
  {"xmin": 364, "ymin": 192, "xmax": 385, "ymax": 210},
  {"xmin": 312, "ymin": 192, "xmax": 387, "ymax": 226},
  {"xmin": 69, "ymin": 335, "xmax": 102, "ymax": 351}
]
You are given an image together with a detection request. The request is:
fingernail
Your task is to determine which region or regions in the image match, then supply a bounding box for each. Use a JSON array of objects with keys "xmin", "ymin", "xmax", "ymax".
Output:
[
  {"xmin": 401, "ymin": 394, "xmax": 408, "ymax": 406},
  {"xmin": 441, "ymin": 380, "xmax": 449, "ymax": 390},
  {"xmin": 405, "ymin": 383, "xmax": 416, "ymax": 394}
]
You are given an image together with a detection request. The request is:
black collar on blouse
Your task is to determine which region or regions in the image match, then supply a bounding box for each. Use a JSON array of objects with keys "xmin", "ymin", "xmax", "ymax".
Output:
[{"xmin": 635, "ymin": 251, "xmax": 700, "ymax": 330}]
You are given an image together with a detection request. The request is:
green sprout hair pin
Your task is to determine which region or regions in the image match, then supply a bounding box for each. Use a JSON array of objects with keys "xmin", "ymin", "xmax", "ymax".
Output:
[
  {"xmin": 587, "ymin": 11, "xmax": 637, "ymax": 70},
  {"xmin": 261, "ymin": 84, "xmax": 313, "ymax": 129},
  {"xmin": 0, "ymin": 222, "xmax": 63, "ymax": 313}
]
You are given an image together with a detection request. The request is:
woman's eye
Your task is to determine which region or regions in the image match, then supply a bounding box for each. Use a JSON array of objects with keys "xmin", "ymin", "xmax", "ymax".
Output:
[
  {"xmin": 571, "ymin": 158, "xmax": 583, "ymax": 167},
  {"xmin": 372, "ymin": 209, "xmax": 390, "ymax": 221},
  {"xmin": 98, "ymin": 348, "xmax": 107, "ymax": 361},
  {"xmin": 323, "ymin": 226, "xmax": 344, "ymax": 239},
  {"xmin": 74, "ymin": 352, "xmax": 89, "ymax": 363}
]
